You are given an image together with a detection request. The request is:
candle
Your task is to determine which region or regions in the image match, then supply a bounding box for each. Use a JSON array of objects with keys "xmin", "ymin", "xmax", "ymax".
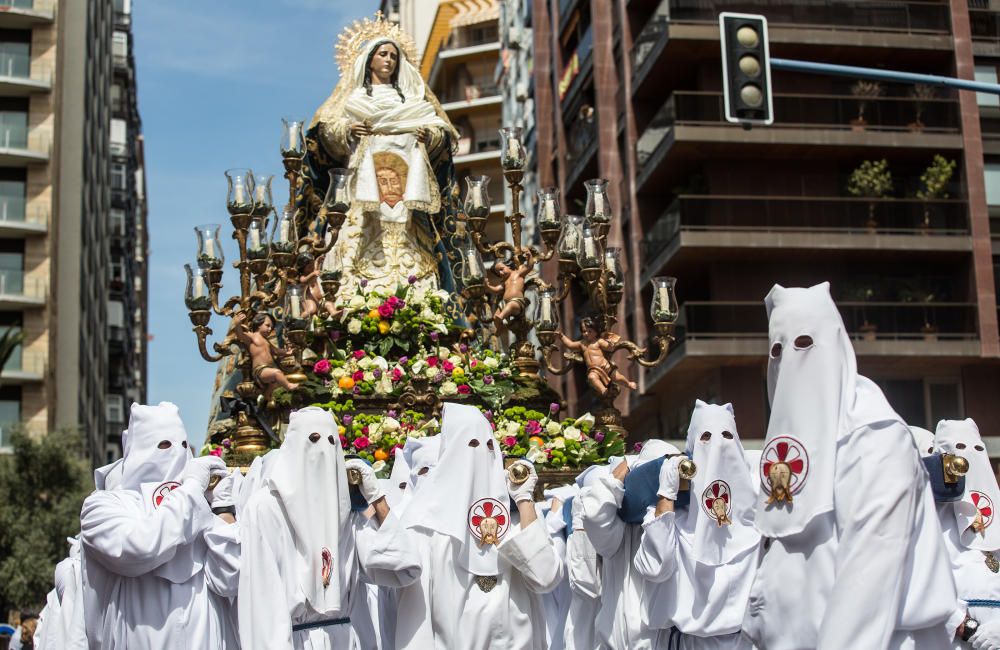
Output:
[
  {"xmin": 204, "ymin": 237, "xmax": 215, "ymax": 258},
  {"xmin": 657, "ymin": 286, "xmax": 670, "ymax": 312},
  {"xmin": 249, "ymin": 227, "xmax": 261, "ymax": 250},
  {"xmin": 279, "ymin": 220, "xmax": 289, "ymax": 242},
  {"xmin": 290, "ymin": 293, "xmax": 301, "ymax": 318},
  {"xmin": 194, "ymin": 273, "xmax": 205, "ymax": 298},
  {"xmin": 543, "ymin": 201, "xmax": 555, "ymax": 223},
  {"xmin": 470, "ymin": 186, "xmax": 485, "ymax": 209},
  {"xmin": 593, "ymin": 192, "xmax": 605, "ymax": 217},
  {"xmin": 234, "ymin": 182, "xmax": 246, "ymax": 207}
]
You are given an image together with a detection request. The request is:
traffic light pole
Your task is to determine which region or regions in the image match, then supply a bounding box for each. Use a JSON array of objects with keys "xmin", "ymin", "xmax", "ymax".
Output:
[{"xmin": 770, "ymin": 58, "xmax": 1000, "ymax": 96}]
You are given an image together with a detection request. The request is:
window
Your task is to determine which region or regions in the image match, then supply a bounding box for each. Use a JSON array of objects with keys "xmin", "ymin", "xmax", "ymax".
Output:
[
  {"xmin": 112, "ymin": 32, "xmax": 128, "ymax": 60},
  {"xmin": 0, "ymin": 110, "xmax": 27, "ymax": 149},
  {"xmin": 0, "ymin": 39, "xmax": 29, "ymax": 79},
  {"xmin": 986, "ymin": 163, "xmax": 1000, "ymax": 207},
  {"xmin": 110, "ymin": 258, "xmax": 123, "ymax": 284},
  {"xmin": 106, "ymin": 394, "xmax": 124, "ymax": 425},
  {"xmin": 927, "ymin": 380, "xmax": 962, "ymax": 425},
  {"xmin": 976, "ymin": 65, "xmax": 1000, "ymax": 109},
  {"xmin": 110, "ymin": 208, "xmax": 125, "ymax": 236},
  {"xmin": 111, "ymin": 163, "xmax": 127, "ymax": 190},
  {"xmin": 110, "ymin": 118, "xmax": 127, "ymax": 156},
  {"xmin": 0, "ymin": 179, "xmax": 25, "ymax": 222},
  {"xmin": 108, "ymin": 299, "xmax": 124, "ymax": 327},
  {"xmin": 0, "ymin": 386, "xmax": 21, "ymax": 449},
  {"xmin": 0, "ymin": 250, "xmax": 23, "ymax": 294},
  {"xmin": 0, "ymin": 312, "xmax": 22, "ymax": 373}
]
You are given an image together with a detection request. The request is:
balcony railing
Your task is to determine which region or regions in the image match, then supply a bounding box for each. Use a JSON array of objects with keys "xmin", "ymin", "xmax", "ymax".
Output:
[
  {"xmin": 0, "ymin": 200, "xmax": 47, "ymax": 226},
  {"xmin": 0, "ymin": 0, "xmax": 55, "ymax": 11},
  {"xmin": 665, "ymin": 0, "xmax": 951, "ymax": 34},
  {"xmin": 0, "ymin": 126, "xmax": 49, "ymax": 154},
  {"xmin": 443, "ymin": 82, "xmax": 501, "ymax": 104},
  {"xmin": 2, "ymin": 347, "xmax": 45, "ymax": 375},
  {"xmin": 970, "ymin": 8, "xmax": 1000, "ymax": 43},
  {"xmin": 670, "ymin": 300, "xmax": 978, "ymax": 344},
  {"xmin": 641, "ymin": 195, "xmax": 970, "ymax": 254}
]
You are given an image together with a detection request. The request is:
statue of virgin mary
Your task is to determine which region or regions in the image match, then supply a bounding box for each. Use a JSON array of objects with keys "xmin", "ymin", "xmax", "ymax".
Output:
[{"xmin": 305, "ymin": 14, "xmax": 462, "ymax": 296}]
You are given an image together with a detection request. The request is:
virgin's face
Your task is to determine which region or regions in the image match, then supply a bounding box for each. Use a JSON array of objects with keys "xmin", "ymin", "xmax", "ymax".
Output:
[{"xmin": 370, "ymin": 44, "xmax": 398, "ymax": 84}]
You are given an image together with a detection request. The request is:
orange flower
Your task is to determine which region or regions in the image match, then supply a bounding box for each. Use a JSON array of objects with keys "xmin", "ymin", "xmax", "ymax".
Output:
[
  {"xmin": 338, "ymin": 376, "xmax": 355, "ymax": 390},
  {"xmin": 528, "ymin": 436, "xmax": 545, "ymax": 448},
  {"xmin": 374, "ymin": 448, "xmax": 389, "ymax": 462},
  {"xmin": 367, "ymin": 309, "xmax": 380, "ymax": 319}
]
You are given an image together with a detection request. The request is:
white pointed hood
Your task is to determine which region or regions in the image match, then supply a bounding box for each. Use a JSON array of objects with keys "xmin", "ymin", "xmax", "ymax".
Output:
[
  {"xmin": 909, "ymin": 426, "xmax": 936, "ymax": 457},
  {"xmin": 402, "ymin": 403, "xmax": 509, "ymax": 576},
  {"xmin": 402, "ymin": 434, "xmax": 441, "ymax": 491},
  {"xmin": 120, "ymin": 402, "xmax": 191, "ymax": 493},
  {"xmin": 266, "ymin": 407, "xmax": 351, "ymax": 613},
  {"xmin": 676, "ymin": 400, "xmax": 759, "ymax": 566},
  {"xmin": 756, "ymin": 283, "xmax": 899, "ymax": 538},
  {"xmin": 383, "ymin": 447, "xmax": 412, "ymax": 512},
  {"xmin": 935, "ymin": 418, "xmax": 1000, "ymax": 551}
]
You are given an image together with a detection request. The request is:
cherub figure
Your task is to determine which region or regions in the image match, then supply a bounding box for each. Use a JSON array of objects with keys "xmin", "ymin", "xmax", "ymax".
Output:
[
  {"xmin": 485, "ymin": 259, "xmax": 531, "ymax": 329},
  {"xmin": 296, "ymin": 253, "xmax": 340, "ymax": 320},
  {"xmin": 560, "ymin": 317, "xmax": 637, "ymax": 396},
  {"xmin": 233, "ymin": 311, "xmax": 299, "ymax": 401}
]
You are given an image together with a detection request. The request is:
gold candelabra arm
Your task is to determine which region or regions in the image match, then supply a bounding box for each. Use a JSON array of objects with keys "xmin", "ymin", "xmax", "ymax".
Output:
[
  {"xmin": 191, "ymin": 322, "xmax": 231, "ymax": 363},
  {"xmin": 540, "ymin": 343, "xmax": 577, "ymax": 376},
  {"xmin": 608, "ymin": 326, "xmax": 675, "ymax": 369},
  {"xmin": 472, "ymin": 231, "xmax": 515, "ymax": 259}
]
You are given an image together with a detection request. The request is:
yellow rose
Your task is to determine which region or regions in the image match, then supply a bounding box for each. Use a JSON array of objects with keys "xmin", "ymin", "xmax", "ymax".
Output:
[
  {"xmin": 338, "ymin": 425, "xmax": 346, "ymax": 435},
  {"xmin": 367, "ymin": 309, "xmax": 380, "ymax": 320},
  {"xmin": 378, "ymin": 320, "xmax": 391, "ymax": 335},
  {"xmin": 452, "ymin": 367, "xmax": 465, "ymax": 378}
]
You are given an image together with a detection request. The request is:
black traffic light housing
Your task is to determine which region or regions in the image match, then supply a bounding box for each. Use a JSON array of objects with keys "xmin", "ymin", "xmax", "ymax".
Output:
[{"xmin": 720, "ymin": 13, "xmax": 773, "ymax": 126}]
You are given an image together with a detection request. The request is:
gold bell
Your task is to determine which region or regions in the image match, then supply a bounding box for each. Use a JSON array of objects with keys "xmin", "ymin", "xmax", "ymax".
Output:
[
  {"xmin": 676, "ymin": 457, "xmax": 697, "ymax": 492},
  {"xmin": 347, "ymin": 467, "xmax": 363, "ymax": 485},
  {"xmin": 507, "ymin": 462, "xmax": 530, "ymax": 485},
  {"xmin": 942, "ymin": 453, "xmax": 970, "ymax": 485}
]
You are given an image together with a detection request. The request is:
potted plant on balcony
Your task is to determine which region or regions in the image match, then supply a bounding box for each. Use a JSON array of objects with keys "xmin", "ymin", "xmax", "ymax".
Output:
[
  {"xmin": 899, "ymin": 283, "xmax": 939, "ymax": 341},
  {"xmin": 850, "ymin": 80, "xmax": 885, "ymax": 131},
  {"xmin": 916, "ymin": 154, "xmax": 957, "ymax": 233},
  {"xmin": 908, "ymin": 84, "xmax": 936, "ymax": 132},
  {"xmin": 847, "ymin": 284, "xmax": 880, "ymax": 341},
  {"xmin": 847, "ymin": 159, "xmax": 893, "ymax": 231}
]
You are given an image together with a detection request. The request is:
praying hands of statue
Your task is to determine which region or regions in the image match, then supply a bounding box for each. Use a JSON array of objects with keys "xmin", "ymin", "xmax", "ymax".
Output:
[{"xmin": 350, "ymin": 120, "xmax": 374, "ymax": 139}]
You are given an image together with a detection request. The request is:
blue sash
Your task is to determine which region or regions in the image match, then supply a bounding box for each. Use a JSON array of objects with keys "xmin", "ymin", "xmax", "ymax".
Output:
[
  {"xmin": 922, "ymin": 453, "xmax": 966, "ymax": 503},
  {"xmin": 618, "ymin": 455, "xmax": 691, "ymax": 524},
  {"xmin": 292, "ymin": 617, "xmax": 351, "ymax": 632},
  {"xmin": 562, "ymin": 496, "xmax": 574, "ymax": 536}
]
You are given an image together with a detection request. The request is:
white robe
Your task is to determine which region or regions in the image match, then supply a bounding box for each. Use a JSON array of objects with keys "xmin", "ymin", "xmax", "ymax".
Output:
[
  {"xmin": 79, "ymin": 483, "xmax": 239, "ymax": 650},
  {"xmin": 238, "ymin": 493, "xmax": 419, "ymax": 650},
  {"xmin": 580, "ymin": 473, "xmax": 659, "ymax": 649},
  {"xmin": 634, "ymin": 510, "xmax": 755, "ymax": 649},
  {"xmin": 541, "ymin": 508, "xmax": 572, "ymax": 650},
  {"xmin": 939, "ymin": 502, "xmax": 1000, "ymax": 649},
  {"xmin": 565, "ymin": 497, "xmax": 603, "ymax": 650},
  {"xmin": 34, "ymin": 590, "xmax": 60, "ymax": 649},
  {"xmin": 743, "ymin": 420, "xmax": 956, "ymax": 650},
  {"xmin": 393, "ymin": 517, "xmax": 563, "ymax": 650}
]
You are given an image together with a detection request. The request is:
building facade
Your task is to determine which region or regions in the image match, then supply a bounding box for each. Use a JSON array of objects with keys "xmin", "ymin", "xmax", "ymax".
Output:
[
  {"xmin": 521, "ymin": 0, "xmax": 1000, "ymax": 448},
  {"xmin": 0, "ymin": 0, "xmax": 147, "ymax": 467}
]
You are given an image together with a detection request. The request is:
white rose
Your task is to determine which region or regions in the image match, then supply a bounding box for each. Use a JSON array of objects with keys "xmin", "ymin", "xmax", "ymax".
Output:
[
  {"xmin": 358, "ymin": 356, "xmax": 373, "ymax": 369},
  {"xmin": 526, "ymin": 447, "xmax": 547, "ymax": 464},
  {"xmin": 504, "ymin": 420, "xmax": 521, "ymax": 436},
  {"xmin": 390, "ymin": 321, "xmax": 403, "ymax": 334},
  {"xmin": 377, "ymin": 377, "xmax": 393, "ymax": 394},
  {"xmin": 574, "ymin": 413, "xmax": 596, "ymax": 428},
  {"xmin": 348, "ymin": 295, "xmax": 365, "ymax": 310},
  {"xmin": 448, "ymin": 355, "xmax": 462, "ymax": 367},
  {"xmin": 483, "ymin": 356, "xmax": 499, "ymax": 369},
  {"xmin": 382, "ymin": 417, "xmax": 401, "ymax": 433},
  {"xmin": 363, "ymin": 371, "xmax": 374, "ymax": 382},
  {"xmin": 545, "ymin": 420, "xmax": 562, "ymax": 436},
  {"xmin": 563, "ymin": 426, "xmax": 582, "ymax": 441},
  {"xmin": 368, "ymin": 427, "xmax": 382, "ymax": 444},
  {"xmin": 366, "ymin": 295, "xmax": 381, "ymax": 309},
  {"xmin": 408, "ymin": 427, "xmax": 425, "ymax": 438},
  {"xmin": 440, "ymin": 381, "xmax": 458, "ymax": 396},
  {"xmin": 347, "ymin": 319, "xmax": 362, "ymax": 334},
  {"xmin": 434, "ymin": 289, "xmax": 451, "ymax": 302},
  {"xmin": 424, "ymin": 366, "xmax": 439, "ymax": 379},
  {"xmin": 438, "ymin": 347, "xmax": 451, "ymax": 358},
  {"xmin": 331, "ymin": 367, "xmax": 346, "ymax": 379},
  {"xmin": 373, "ymin": 356, "xmax": 389, "ymax": 370},
  {"xmin": 411, "ymin": 360, "xmax": 426, "ymax": 374},
  {"xmin": 550, "ymin": 436, "xmax": 566, "ymax": 449},
  {"xmin": 372, "ymin": 460, "xmax": 386, "ymax": 473},
  {"xmin": 411, "ymin": 288, "xmax": 427, "ymax": 304}
]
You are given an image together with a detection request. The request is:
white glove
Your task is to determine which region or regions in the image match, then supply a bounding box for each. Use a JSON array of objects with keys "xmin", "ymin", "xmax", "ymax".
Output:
[
  {"xmin": 210, "ymin": 470, "xmax": 236, "ymax": 509},
  {"xmin": 182, "ymin": 456, "xmax": 227, "ymax": 492},
  {"xmin": 656, "ymin": 455, "xmax": 683, "ymax": 501},
  {"xmin": 346, "ymin": 458, "xmax": 384, "ymax": 504},
  {"xmin": 970, "ymin": 618, "xmax": 1000, "ymax": 650},
  {"xmin": 507, "ymin": 460, "xmax": 538, "ymax": 503}
]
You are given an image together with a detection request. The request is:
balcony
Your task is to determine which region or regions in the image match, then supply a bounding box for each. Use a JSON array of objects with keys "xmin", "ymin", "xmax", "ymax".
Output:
[
  {"xmin": 440, "ymin": 82, "xmax": 502, "ymax": 116},
  {"xmin": 970, "ymin": 7, "xmax": 1000, "ymax": 54},
  {"xmin": 644, "ymin": 299, "xmax": 981, "ymax": 388},
  {"xmin": 640, "ymin": 195, "xmax": 971, "ymax": 284},
  {"xmin": 0, "ymin": 202, "xmax": 47, "ymax": 237},
  {"xmin": 0, "ymin": 273, "xmax": 44, "ymax": 308},
  {"xmin": 1, "ymin": 347, "xmax": 45, "ymax": 383},
  {"xmin": 637, "ymin": 92, "xmax": 962, "ymax": 192},
  {"xmin": 559, "ymin": 27, "xmax": 593, "ymax": 107},
  {"xmin": 0, "ymin": 0, "xmax": 55, "ymax": 27},
  {"xmin": 0, "ymin": 127, "xmax": 49, "ymax": 165},
  {"xmin": 0, "ymin": 57, "xmax": 51, "ymax": 96},
  {"xmin": 565, "ymin": 116, "xmax": 598, "ymax": 188}
]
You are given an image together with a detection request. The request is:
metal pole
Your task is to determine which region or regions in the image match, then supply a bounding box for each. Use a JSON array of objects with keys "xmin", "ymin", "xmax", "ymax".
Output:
[{"xmin": 770, "ymin": 57, "xmax": 1000, "ymax": 96}]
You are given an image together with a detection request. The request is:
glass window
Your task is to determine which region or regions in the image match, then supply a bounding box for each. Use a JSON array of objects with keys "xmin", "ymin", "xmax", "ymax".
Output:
[
  {"xmin": 986, "ymin": 163, "xmax": 1000, "ymax": 207},
  {"xmin": 928, "ymin": 381, "xmax": 962, "ymax": 424},
  {"xmin": 0, "ymin": 179, "xmax": 24, "ymax": 222},
  {"xmin": 111, "ymin": 163, "xmax": 127, "ymax": 190},
  {"xmin": 110, "ymin": 118, "xmax": 127, "ymax": 155},
  {"xmin": 110, "ymin": 208, "xmax": 125, "ymax": 235},
  {"xmin": 108, "ymin": 299, "xmax": 124, "ymax": 327},
  {"xmin": 0, "ymin": 313, "xmax": 22, "ymax": 373},
  {"xmin": 0, "ymin": 391, "xmax": 20, "ymax": 449},
  {"xmin": 0, "ymin": 40, "xmax": 29, "ymax": 78},
  {"xmin": 112, "ymin": 32, "xmax": 128, "ymax": 61},
  {"xmin": 976, "ymin": 65, "xmax": 1000, "ymax": 109},
  {"xmin": 106, "ymin": 394, "xmax": 124, "ymax": 424},
  {"xmin": 0, "ymin": 251, "xmax": 23, "ymax": 294},
  {"xmin": 110, "ymin": 258, "xmax": 123, "ymax": 283},
  {"xmin": 0, "ymin": 111, "xmax": 27, "ymax": 149}
]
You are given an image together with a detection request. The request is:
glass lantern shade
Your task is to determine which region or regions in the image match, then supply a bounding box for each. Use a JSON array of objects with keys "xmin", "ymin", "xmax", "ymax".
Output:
[
  {"xmin": 499, "ymin": 126, "xmax": 526, "ymax": 171},
  {"xmin": 464, "ymin": 175, "xmax": 491, "ymax": 219},
  {"xmin": 557, "ymin": 215, "xmax": 584, "ymax": 262},
  {"xmin": 252, "ymin": 174, "xmax": 274, "ymax": 217},
  {"xmin": 184, "ymin": 263, "xmax": 212, "ymax": 311},
  {"xmin": 651, "ymin": 276, "xmax": 679, "ymax": 324},
  {"xmin": 194, "ymin": 224, "xmax": 224, "ymax": 270},
  {"xmin": 284, "ymin": 284, "xmax": 305, "ymax": 327},
  {"xmin": 247, "ymin": 219, "xmax": 269, "ymax": 260},
  {"xmin": 604, "ymin": 247, "xmax": 624, "ymax": 290},
  {"xmin": 271, "ymin": 209, "xmax": 296, "ymax": 254},
  {"xmin": 280, "ymin": 118, "xmax": 306, "ymax": 156},
  {"xmin": 578, "ymin": 226, "xmax": 603, "ymax": 270},
  {"xmin": 324, "ymin": 168, "xmax": 352, "ymax": 213},
  {"xmin": 225, "ymin": 168, "xmax": 255, "ymax": 214},
  {"xmin": 584, "ymin": 178, "xmax": 612, "ymax": 227},
  {"xmin": 535, "ymin": 288, "xmax": 559, "ymax": 332},
  {"xmin": 536, "ymin": 187, "xmax": 562, "ymax": 231},
  {"xmin": 460, "ymin": 240, "xmax": 487, "ymax": 287}
]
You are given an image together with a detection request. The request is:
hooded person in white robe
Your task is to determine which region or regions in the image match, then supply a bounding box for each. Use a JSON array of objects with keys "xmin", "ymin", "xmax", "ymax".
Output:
[
  {"xmin": 540, "ymin": 484, "xmax": 578, "ymax": 650},
  {"xmin": 564, "ymin": 466, "xmax": 607, "ymax": 650},
  {"xmin": 79, "ymin": 402, "xmax": 236, "ymax": 650},
  {"xmin": 742, "ymin": 282, "xmax": 958, "ymax": 650},
  {"xmin": 238, "ymin": 406, "xmax": 421, "ymax": 649},
  {"xmin": 933, "ymin": 418, "xmax": 1000, "ymax": 649},
  {"xmin": 394, "ymin": 402, "xmax": 564, "ymax": 649},
  {"xmin": 911, "ymin": 426, "xmax": 937, "ymax": 458},
  {"xmin": 633, "ymin": 400, "xmax": 760, "ymax": 650},
  {"xmin": 34, "ymin": 537, "xmax": 86, "ymax": 650},
  {"xmin": 579, "ymin": 439, "xmax": 677, "ymax": 649}
]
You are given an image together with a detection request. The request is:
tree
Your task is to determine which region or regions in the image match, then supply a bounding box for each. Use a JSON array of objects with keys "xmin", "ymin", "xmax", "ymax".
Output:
[{"xmin": 0, "ymin": 427, "xmax": 91, "ymax": 614}]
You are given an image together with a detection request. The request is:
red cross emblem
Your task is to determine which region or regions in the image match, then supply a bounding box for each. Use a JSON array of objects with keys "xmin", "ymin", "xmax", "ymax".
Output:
[
  {"xmin": 971, "ymin": 491, "xmax": 994, "ymax": 532},
  {"xmin": 702, "ymin": 480, "xmax": 733, "ymax": 526},
  {"xmin": 468, "ymin": 497, "xmax": 510, "ymax": 547},
  {"xmin": 760, "ymin": 436, "xmax": 809, "ymax": 501},
  {"xmin": 152, "ymin": 481, "xmax": 181, "ymax": 509}
]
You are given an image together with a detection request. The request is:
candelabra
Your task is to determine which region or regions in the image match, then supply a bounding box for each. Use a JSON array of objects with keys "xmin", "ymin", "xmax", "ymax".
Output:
[
  {"xmin": 183, "ymin": 118, "xmax": 351, "ymax": 454},
  {"xmin": 460, "ymin": 127, "xmax": 680, "ymax": 435}
]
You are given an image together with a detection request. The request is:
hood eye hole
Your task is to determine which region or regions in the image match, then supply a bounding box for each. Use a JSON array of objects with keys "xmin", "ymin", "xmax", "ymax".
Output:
[
  {"xmin": 468, "ymin": 439, "xmax": 480, "ymax": 447},
  {"xmin": 956, "ymin": 442, "xmax": 967, "ymax": 450},
  {"xmin": 793, "ymin": 335, "xmax": 814, "ymax": 349},
  {"xmin": 328, "ymin": 435, "xmax": 337, "ymax": 445},
  {"xmin": 769, "ymin": 342, "xmax": 782, "ymax": 359},
  {"xmin": 927, "ymin": 446, "xmax": 934, "ymax": 454},
  {"xmin": 975, "ymin": 444, "xmax": 985, "ymax": 452},
  {"xmin": 722, "ymin": 431, "xmax": 734, "ymax": 439},
  {"xmin": 417, "ymin": 466, "xmax": 430, "ymax": 475},
  {"xmin": 157, "ymin": 440, "xmax": 172, "ymax": 449},
  {"xmin": 487, "ymin": 439, "xmax": 495, "ymax": 450},
  {"xmin": 181, "ymin": 441, "xmax": 188, "ymax": 449},
  {"xmin": 308, "ymin": 432, "xmax": 321, "ymax": 443},
  {"xmin": 399, "ymin": 482, "xmax": 407, "ymax": 490},
  {"xmin": 700, "ymin": 432, "xmax": 712, "ymax": 442}
]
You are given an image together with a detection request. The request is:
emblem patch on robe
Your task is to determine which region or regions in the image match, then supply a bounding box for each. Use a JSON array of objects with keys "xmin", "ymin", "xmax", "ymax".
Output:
[
  {"xmin": 702, "ymin": 480, "xmax": 733, "ymax": 526},
  {"xmin": 760, "ymin": 436, "xmax": 809, "ymax": 505},
  {"xmin": 468, "ymin": 498, "xmax": 510, "ymax": 547},
  {"xmin": 152, "ymin": 481, "xmax": 182, "ymax": 508},
  {"xmin": 985, "ymin": 551, "xmax": 1000, "ymax": 573},
  {"xmin": 321, "ymin": 547, "xmax": 333, "ymax": 588},
  {"xmin": 970, "ymin": 491, "xmax": 994, "ymax": 535}
]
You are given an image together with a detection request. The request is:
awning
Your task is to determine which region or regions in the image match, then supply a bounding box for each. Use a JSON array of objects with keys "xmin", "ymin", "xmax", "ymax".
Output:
[{"xmin": 449, "ymin": 0, "xmax": 499, "ymax": 28}]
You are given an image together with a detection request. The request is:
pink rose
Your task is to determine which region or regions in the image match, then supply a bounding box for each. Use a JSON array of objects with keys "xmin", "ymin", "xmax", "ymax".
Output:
[
  {"xmin": 352, "ymin": 370, "xmax": 364, "ymax": 381},
  {"xmin": 387, "ymin": 296, "xmax": 401, "ymax": 308},
  {"xmin": 442, "ymin": 360, "xmax": 454, "ymax": 372},
  {"xmin": 339, "ymin": 435, "xmax": 348, "ymax": 448},
  {"xmin": 525, "ymin": 420, "xmax": 542, "ymax": 435},
  {"xmin": 457, "ymin": 384, "xmax": 471, "ymax": 395},
  {"xmin": 503, "ymin": 436, "xmax": 517, "ymax": 447},
  {"xmin": 391, "ymin": 368, "xmax": 403, "ymax": 381},
  {"xmin": 209, "ymin": 447, "xmax": 224, "ymax": 457},
  {"xmin": 313, "ymin": 359, "xmax": 331, "ymax": 375},
  {"xmin": 353, "ymin": 350, "xmax": 365, "ymax": 360},
  {"xmin": 470, "ymin": 359, "xmax": 478, "ymax": 367},
  {"xmin": 354, "ymin": 436, "xmax": 370, "ymax": 449},
  {"xmin": 378, "ymin": 303, "xmax": 394, "ymax": 318},
  {"xmin": 427, "ymin": 356, "xmax": 439, "ymax": 367}
]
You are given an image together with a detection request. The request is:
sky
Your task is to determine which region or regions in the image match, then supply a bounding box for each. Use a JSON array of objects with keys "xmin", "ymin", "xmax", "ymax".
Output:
[{"xmin": 133, "ymin": 0, "xmax": 376, "ymax": 446}]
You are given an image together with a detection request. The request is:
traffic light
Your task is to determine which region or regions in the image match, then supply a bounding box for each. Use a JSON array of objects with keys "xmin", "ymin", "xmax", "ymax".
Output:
[{"xmin": 720, "ymin": 13, "xmax": 773, "ymax": 126}]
